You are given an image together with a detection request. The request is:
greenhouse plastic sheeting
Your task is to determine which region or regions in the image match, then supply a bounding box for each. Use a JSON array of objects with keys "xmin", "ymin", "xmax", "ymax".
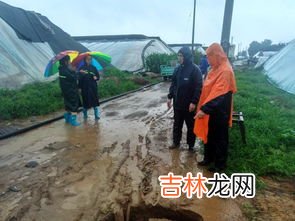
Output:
[
  {"xmin": 0, "ymin": 1, "xmax": 89, "ymax": 89},
  {"xmin": 255, "ymin": 56, "xmax": 269, "ymax": 69},
  {"xmin": 0, "ymin": 1, "xmax": 88, "ymax": 54},
  {"xmin": 254, "ymin": 51, "xmax": 277, "ymax": 69},
  {"xmin": 79, "ymin": 38, "xmax": 174, "ymax": 72},
  {"xmin": 263, "ymin": 40, "xmax": 295, "ymax": 95},
  {"xmin": 0, "ymin": 18, "xmax": 55, "ymax": 88}
]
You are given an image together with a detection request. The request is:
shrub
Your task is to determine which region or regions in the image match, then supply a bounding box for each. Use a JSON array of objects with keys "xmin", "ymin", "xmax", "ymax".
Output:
[
  {"xmin": 145, "ymin": 51, "xmax": 203, "ymax": 74},
  {"xmin": 145, "ymin": 53, "xmax": 177, "ymax": 73}
]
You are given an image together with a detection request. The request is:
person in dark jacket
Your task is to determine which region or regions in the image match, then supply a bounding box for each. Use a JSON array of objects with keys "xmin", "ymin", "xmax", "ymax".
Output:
[
  {"xmin": 199, "ymin": 55, "xmax": 209, "ymax": 79},
  {"xmin": 59, "ymin": 55, "xmax": 81, "ymax": 126},
  {"xmin": 78, "ymin": 55, "xmax": 100, "ymax": 120},
  {"xmin": 167, "ymin": 47, "xmax": 203, "ymax": 151},
  {"xmin": 194, "ymin": 43, "xmax": 237, "ymax": 172}
]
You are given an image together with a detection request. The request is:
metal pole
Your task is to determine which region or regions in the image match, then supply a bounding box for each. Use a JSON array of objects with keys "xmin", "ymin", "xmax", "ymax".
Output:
[
  {"xmin": 221, "ymin": 0, "xmax": 234, "ymax": 56},
  {"xmin": 191, "ymin": 0, "xmax": 196, "ymax": 54}
]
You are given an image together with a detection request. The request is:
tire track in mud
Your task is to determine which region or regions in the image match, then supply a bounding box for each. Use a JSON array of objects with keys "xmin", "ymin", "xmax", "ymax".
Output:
[
  {"xmin": 88, "ymin": 107, "xmax": 173, "ymax": 220},
  {"xmin": 107, "ymin": 140, "xmax": 131, "ymax": 189},
  {"xmin": 95, "ymin": 103, "xmax": 172, "ymax": 217},
  {"xmin": 117, "ymin": 109, "xmax": 206, "ymax": 221},
  {"xmin": 136, "ymin": 114, "xmax": 173, "ymax": 208}
]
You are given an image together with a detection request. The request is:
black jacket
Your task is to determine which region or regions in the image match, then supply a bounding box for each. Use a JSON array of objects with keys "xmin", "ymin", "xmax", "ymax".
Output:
[
  {"xmin": 59, "ymin": 65, "xmax": 80, "ymax": 112},
  {"xmin": 201, "ymin": 91, "xmax": 233, "ymax": 124},
  {"xmin": 168, "ymin": 47, "xmax": 203, "ymax": 110},
  {"xmin": 78, "ymin": 64, "xmax": 100, "ymax": 108}
]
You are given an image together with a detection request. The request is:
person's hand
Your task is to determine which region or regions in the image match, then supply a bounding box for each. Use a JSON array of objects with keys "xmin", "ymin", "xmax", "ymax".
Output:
[
  {"xmin": 93, "ymin": 76, "xmax": 98, "ymax": 80},
  {"xmin": 167, "ymin": 99, "xmax": 172, "ymax": 110},
  {"xmin": 80, "ymin": 70, "xmax": 87, "ymax": 74},
  {"xmin": 194, "ymin": 110, "xmax": 206, "ymax": 119},
  {"xmin": 189, "ymin": 103, "xmax": 196, "ymax": 112}
]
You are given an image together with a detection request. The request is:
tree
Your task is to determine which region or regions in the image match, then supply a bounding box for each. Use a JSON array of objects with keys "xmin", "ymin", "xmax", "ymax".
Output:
[
  {"xmin": 248, "ymin": 39, "xmax": 286, "ymax": 57},
  {"xmin": 248, "ymin": 41, "xmax": 262, "ymax": 57},
  {"xmin": 261, "ymin": 39, "xmax": 272, "ymax": 48}
]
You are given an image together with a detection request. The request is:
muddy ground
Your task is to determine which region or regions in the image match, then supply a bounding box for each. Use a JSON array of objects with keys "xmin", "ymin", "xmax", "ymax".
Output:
[{"xmin": 0, "ymin": 83, "xmax": 294, "ymax": 221}]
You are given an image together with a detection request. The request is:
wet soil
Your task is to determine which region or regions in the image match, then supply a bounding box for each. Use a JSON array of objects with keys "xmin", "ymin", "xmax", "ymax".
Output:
[
  {"xmin": 0, "ymin": 111, "xmax": 63, "ymax": 137},
  {"xmin": 236, "ymin": 177, "xmax": 295, "ymax": 221},
  {"xmin": 0, "ymin": 83, "xmax": 293, "ymax": 221}
]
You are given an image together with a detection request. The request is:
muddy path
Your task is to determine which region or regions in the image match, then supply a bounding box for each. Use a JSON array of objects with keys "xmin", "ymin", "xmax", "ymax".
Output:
[{"xmin": 0, "ymin": 83, "xmax": 251, "ymax": 221}]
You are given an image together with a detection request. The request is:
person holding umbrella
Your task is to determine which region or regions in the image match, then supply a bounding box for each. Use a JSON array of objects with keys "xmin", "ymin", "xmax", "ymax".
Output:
[
  {"xmin": 78, "ymin": 55, "xmax": 101, "ymax": 120},
  {"xmin": 58, "ymin": 55, "xmax": 81, "ymax": 126}
]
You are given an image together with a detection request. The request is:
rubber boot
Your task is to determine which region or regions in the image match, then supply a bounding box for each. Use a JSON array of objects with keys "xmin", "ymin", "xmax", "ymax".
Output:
[
  {"xmin": 69, "ymin": 114, "xmax": 80, "ymax": 126},
  {"xmin": 64, "ymin": 112, "xmax": 71, "ymax": 123},
  {"xmin": 94, "ymin": 107, "xmax": 100, "ymax": 120},
  {"xmin": 83, "ymin": 108, "xmax": 88, "ymax": 119}
]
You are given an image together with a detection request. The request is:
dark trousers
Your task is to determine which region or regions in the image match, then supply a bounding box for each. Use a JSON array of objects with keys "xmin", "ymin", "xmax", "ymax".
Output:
[
  {"xmin": 204, "ymin": 117, "xmax": 229, "ymax": 169},
  {"xmin": 173, "ymin": 109, "xmax": 196, "ymax": 147}
]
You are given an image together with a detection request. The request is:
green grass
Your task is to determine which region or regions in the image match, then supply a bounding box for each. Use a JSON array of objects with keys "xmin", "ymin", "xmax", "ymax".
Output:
[
  {"xmin": 0, "ymin": 67, "xmax": 160, "ymax": 120},
  {"xmin": 227, "ymin": 70, "xmax": 295, "ymax": 177},
  {"xmin": 0, "ymin": 81, "xmax": 63, "ymax": 119}
]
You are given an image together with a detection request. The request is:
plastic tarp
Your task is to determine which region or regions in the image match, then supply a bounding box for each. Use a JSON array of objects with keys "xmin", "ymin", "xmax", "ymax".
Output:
[
  {"xmin": 254, "ymin": 51, "xmax": 278, "ymax": 69},
  {"xmin": 0, "ymin": 1, "xmax": 89, "ymax": 88},
  {"xmin": 76, "ymin": 37, "xmax": 174, "ymax": 72},
  {"xmin": 0, "ymin": 1, "xmax": 88, "ymax": 54},
  {"xmin": 0, "ymin": 18, "xmax": 55, "ymax": 88},
  {"xmin": 255, "ymin": 56, "xmax": 270, "ymax": 69},
  {"xmin": 263, "ymin": 40, "xmax": 295, "ymax": 94},
  {"xmin": 253, "ymin": 51, "xmax": 277, "ymax": 59}
]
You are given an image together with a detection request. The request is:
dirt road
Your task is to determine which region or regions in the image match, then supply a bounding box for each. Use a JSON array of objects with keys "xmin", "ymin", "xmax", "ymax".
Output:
[{"xmin": 0, "ymin": 83, "xmax": 245, "ymax": 221}]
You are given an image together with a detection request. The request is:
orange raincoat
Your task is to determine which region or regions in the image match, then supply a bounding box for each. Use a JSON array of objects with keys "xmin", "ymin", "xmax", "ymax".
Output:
[{"xmin": 194, "ymin": 43, "xmax": 237, "ymax": 144}]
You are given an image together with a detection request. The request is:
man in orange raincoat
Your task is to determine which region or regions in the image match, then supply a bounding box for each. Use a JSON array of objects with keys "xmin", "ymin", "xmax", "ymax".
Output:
[{"xmin": 194, "ymin": 43, "xmax": 237, "ymax": 172}]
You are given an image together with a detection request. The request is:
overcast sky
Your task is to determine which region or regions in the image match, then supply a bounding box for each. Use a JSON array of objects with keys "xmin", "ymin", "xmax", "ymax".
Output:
[{"xmin": 2, "ymin": 0, "xmax": 295, "ymax": 50}]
